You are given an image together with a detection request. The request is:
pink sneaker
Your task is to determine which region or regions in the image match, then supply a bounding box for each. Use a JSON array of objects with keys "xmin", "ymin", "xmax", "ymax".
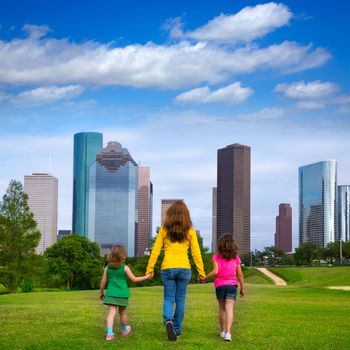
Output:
[
  {"xmin": 105, "ymin": 334, "xmax": 114, "ymax": 341},
  {"xmin": 121, "ymin": 325, "xmax": 131, "ymax": 336}
]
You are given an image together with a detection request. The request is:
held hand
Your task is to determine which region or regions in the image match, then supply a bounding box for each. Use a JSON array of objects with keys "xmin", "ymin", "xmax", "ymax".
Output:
[
  {"xmin": 147, "ymin": 273, "xmax": 153, "ymax": 280},
  {"xmin": 198, "ymin": 276, "xmax": 206, "ymax": 283}
]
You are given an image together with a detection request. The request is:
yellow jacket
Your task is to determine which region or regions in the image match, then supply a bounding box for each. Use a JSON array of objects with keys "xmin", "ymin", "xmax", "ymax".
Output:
[{"xmin": 146, "ymin": 227, "xmax": 205, "ymax": 277}]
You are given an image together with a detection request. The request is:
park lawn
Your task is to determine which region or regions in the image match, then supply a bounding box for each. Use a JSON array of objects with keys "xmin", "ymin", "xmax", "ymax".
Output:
[
  {"xmin": 268, "ymin": 266, "xmax": 350, "ymax": 287},
  {"xmin": 1, "ymin": 281, "xmax": 350, "ymax": 350}
]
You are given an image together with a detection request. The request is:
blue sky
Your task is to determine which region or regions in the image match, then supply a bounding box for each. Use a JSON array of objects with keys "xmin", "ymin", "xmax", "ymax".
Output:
[{"xmin": 1, "ymin": 1, "xmax": 349, "ymax": 250}]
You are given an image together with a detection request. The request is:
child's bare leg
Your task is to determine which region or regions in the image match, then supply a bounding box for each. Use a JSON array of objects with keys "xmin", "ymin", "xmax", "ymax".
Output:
[
  {"xmin": 218, "ymin": 300, "xmax": 226, "ymax": 332},
  {"xmin": 118, "ymin": 306, "xmax": 127, "ymax": 327},
  {"xmin": 225, "ymin": 299, "xmax": 235, "ymax": 333},
  {"xmin": 107, "ymin": 305, "xmax": 117, "ymax": 328}
]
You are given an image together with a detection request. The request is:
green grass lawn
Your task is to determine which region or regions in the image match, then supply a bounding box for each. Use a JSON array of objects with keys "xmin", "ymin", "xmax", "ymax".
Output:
[
  {"xmin": 1, "ymin": 278, "xmax": 350, "ymax": 350},
  {"xmin": 268, "ymin": 266, "xmax": 350, "ymax": 287}
]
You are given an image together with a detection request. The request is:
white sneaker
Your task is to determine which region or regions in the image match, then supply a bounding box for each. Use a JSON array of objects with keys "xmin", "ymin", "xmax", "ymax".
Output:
[
  {"xmin": 220, "ymin": 331, "xmax": 225, "ymax": 338},
  {"xmin": 224, "ymin": 332, "xmax": 232, "ymax": 341}
]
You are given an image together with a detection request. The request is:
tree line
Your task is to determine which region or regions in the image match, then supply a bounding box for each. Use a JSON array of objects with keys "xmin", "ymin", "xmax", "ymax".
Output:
[{"xmin": 241, "ymin": 241, "xmax": 350, "ymax": 267}]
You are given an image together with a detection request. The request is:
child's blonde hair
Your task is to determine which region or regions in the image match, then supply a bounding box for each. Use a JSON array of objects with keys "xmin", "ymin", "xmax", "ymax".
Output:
[{"xmin": 108, "ymin": 245, "xmax": 127, "ymax": 268}]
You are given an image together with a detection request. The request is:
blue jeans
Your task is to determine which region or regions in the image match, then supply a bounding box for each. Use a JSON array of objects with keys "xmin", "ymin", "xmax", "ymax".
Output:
[{"xmin": 161, "ymin": 268, "xmax": 192, "ymax": 335}]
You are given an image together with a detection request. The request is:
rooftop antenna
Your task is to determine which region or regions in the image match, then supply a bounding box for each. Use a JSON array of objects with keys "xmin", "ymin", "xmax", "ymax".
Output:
[{"xmin": 48, "ymin": 138, "xmax": 52, "ymax": 174}]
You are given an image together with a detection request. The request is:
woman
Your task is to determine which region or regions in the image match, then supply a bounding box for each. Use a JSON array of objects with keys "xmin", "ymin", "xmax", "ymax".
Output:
[{"xmin": 146, "ymin": 200, "xmax": 205, "ymax": 341}]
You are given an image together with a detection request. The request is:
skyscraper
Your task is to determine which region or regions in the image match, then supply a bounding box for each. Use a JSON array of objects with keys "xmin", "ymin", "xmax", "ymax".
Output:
[
  {"xmin": 24, "ymin": 173, "xmax": 58, "ymax": 254},
  {"xmin": 212, "ymin": 187, "xmax": 217, "ymax": 253},
  {"xmin": 88, "ymin": 142, "xmax": 138, "ymax": 256},
  {"xmin": 161, "ymin": 199, "xmax": 183, "ymax": 225},
  {"xmin": 299, "ymin": 160, "xmax": 337, "ymax": 247},
  {"xmin": 275, "ymin": 203, "xmax": 292, "ymax": 252},
  {"xmin": 72, "ymin": 132, "xmax": 103, "ymax": 237},
  {"xmin": 217, "ymin": 143, "xmax": 251, "ymax": 255},
  {"xmin": 338, "ymin": 185, "xmax": 350, "ymax": 242},
  {"xmin": 136, "ymin": 166, "xmax": 153, "ymax": 256}
]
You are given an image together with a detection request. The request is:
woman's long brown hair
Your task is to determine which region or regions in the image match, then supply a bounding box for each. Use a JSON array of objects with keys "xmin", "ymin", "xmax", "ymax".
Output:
[
  {"xmin": 163, "ymin": 200, "xmax": 192, "ymax": 242},
  {"xmin": 217, "ymin": 233, "xmax": 239, "ymax": 260}
]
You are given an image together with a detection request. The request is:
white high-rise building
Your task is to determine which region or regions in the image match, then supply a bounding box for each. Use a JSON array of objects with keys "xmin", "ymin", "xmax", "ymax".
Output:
[{"xmin": 24, "ymin": 173, "xmax": 58, "ymax": 254}]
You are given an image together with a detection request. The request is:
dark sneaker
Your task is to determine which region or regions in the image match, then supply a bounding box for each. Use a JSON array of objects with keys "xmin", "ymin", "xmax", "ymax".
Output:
[{"xmin": 165, "ymin": 320, "xmax": 177, "ymax": 341}]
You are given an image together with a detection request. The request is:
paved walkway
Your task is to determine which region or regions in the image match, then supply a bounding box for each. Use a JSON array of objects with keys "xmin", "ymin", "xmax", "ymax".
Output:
[
  {"xmin": 327, "ymin": 286, "xmax": 350, "ymax": 291},
  {"xmin": 256, "ymin": 267, "xmax": 287, "ymax": 286}
]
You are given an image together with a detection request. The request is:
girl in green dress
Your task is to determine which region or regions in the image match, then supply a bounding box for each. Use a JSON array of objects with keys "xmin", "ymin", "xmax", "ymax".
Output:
[{"xmin": 100, "ymin": 245, "xmax": 152, "ymax": 341}]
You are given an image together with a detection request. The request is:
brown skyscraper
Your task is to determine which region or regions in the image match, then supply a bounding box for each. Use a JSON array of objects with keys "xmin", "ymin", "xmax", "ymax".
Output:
[
  {"xmin": 275, "ymin": 203, "xmax": 292, "ymax": 252},
  {"xmin": 217, "ymin": 144, "xmax": 251, "ymax": 254},
  {"xmin": 136, "ymin": 167, "xmax": 153, "ymax": 256}
]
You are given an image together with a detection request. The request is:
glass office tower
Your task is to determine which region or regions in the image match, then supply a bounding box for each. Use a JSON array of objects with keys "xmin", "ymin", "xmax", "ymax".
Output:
[
  {"xmin": 299, "ymin": 160, "xmax": 337, "ymax": 247},
  {"xmin": 72, "ymin": 132, "xmax": 103, "ymax": 237},
  {"xmin": 338, "ymin": 185, "xmax": 350, "ymax": 242},
  {"xmin": 88, "ymin": 142, "xmax": 138, "ymax": 256}
]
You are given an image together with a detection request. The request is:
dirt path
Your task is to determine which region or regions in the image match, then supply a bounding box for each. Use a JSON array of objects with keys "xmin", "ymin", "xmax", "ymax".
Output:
[
  {"xmin": 256, "ymin": 267, "xmax": 287, "ymax": 286},
  {"xmin": 327, "ymin": 286, "xmax": 350, "ymax": 291}
]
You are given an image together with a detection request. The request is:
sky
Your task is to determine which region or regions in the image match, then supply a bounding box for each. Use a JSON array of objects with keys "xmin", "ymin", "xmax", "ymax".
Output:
[{"xmin": 0, "ymin": 0, "xmax": 349, "ymax": 250}]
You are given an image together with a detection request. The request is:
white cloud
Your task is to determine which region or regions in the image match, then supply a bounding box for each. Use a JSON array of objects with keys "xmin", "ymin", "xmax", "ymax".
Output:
[
  {"xmin": 174, "ymin": 82, "xmax": 253, "ymax": 105},
  {"xmin": 0, "ymin": 27, "xmax": 330, "ymax": 89},
  {"xmin": 331, "ymin": 95, "xmax": 350, "ymax": 105},
  {"xmin": 10, "ymin": 85, "xmax": 84, "ymax": 106},
  {"xmin": 274, "ymin": 80, "xmax": 343, "ymax": 110},
  {"xmin": 238, "ymin": 107, "xmax": 286, "ymax": 121},
  {"xmin": 170, "ymin": 2, "xmax": 292, "ymax": 43},
  {"xmin": 296, "ymin": 100, "xmax": 325, "ymax": 110},
  {"xmin": 275, "ymin": 80, "xmax": 339, "ymax": 100},
  {"xmin": 22, "ymin": 24, "xmax": 51, "ymax": 39}
]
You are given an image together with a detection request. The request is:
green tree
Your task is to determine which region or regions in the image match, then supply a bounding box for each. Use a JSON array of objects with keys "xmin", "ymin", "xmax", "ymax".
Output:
[
  {"xmin": 0, "ymin": 180, "xmax": 41, "ymax": 293},
  {"xmin": 44, "ymin": 235, "xmax": 104, "ymax": 289},
  {"xmin": 322, "ymin": 242, "xmax": 339, "ymax": 264},
  {"xmin": 294, "ymin": 242, "xmax": 321, "ymax": 265},
  {"xmin": 342, "ymin": 241, "xmax": 350, "ymax": 260}
]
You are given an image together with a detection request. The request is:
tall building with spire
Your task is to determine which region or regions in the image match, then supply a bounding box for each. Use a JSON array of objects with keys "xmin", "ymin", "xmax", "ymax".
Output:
[
  {"xmin": 88, "ymin": 141, "xmax": 138, "ymax": 256},
  {"xmin": 136, "ymin": 166, "xmax": 153, "ymax": 256},
  {"xmin": 72, "ymin": 132, "xmax": 103, "ymax": 237},
  {"xmin": 275, "ymin": 203, "xmax": 292, "ymax": 252},
  {"xmin": 212, "ymin": 187, "xmax": 217, "ymax": 253},
  {"xmin": 216, "ymin": 143, "xmax": 251, "ymax": 255},
  {"xmin": 299, "ymin": 160, "xmax": 337, "ymax": 247},
  {"xmin": 24, "ymin": 173, "xmax": 58, "ymax": 254}
]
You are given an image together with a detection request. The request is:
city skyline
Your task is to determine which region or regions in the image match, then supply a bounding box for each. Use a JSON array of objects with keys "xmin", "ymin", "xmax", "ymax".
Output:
[{"xmin": 1, "ymin": 1, "xmax": 350, "ymax": 250}]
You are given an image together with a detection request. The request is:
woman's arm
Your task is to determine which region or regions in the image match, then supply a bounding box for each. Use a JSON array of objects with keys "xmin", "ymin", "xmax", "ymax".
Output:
[
  {"xmin": 189, "ymin": 228, "xmax": 206, "ymax": 277},
  {"xmin": 200, "ymin": 261, "xmax": 218, "ymax": 282},
  {"xmin": 237, "ymin": 264, "xmax": 245, "ymax": 297},
  {"xmin": 145, "ymin": 229, "xmax": 164, "ymax": 275},
  {"xmin": 125, "ymin": 265, "xmax": 152, "ymax": 283},
  {"xmin": 99, "ymin": 266, "xmax": 108, "ymax": 300}
]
